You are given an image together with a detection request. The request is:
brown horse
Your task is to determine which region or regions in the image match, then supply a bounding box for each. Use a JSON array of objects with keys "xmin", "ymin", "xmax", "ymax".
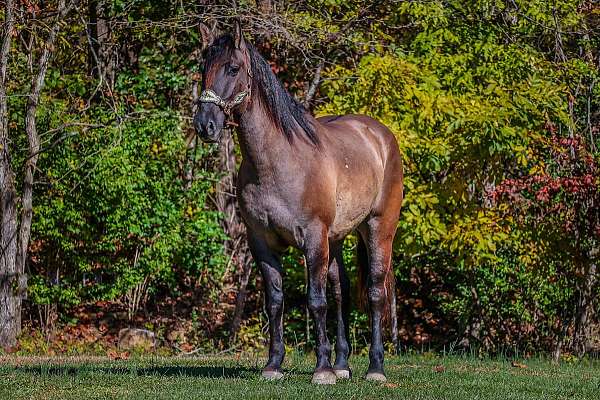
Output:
[{"xmin": 194, "ymin": 21, "xmax": 403, "ymax": 384}]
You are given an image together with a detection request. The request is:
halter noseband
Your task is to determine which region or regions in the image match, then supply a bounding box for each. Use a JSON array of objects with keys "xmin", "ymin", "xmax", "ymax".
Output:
[
  {"xmin": 197, "ymin": 64, "xmax": 252, "ymax": 116},
  {"xmin": 197, "ymin": 87, "xmax": 248, "ymax": 115}
]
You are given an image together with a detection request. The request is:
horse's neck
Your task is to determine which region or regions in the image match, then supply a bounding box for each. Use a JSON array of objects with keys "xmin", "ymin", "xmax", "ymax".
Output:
[{"xmin": 237, "ymin": 97, "xmax": 291, "ymax": 175}]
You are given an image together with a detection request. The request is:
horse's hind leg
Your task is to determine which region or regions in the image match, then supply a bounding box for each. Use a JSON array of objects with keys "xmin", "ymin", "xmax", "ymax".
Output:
[
  {"xmin": 249, "ymin": 235, "xmax": 285, "ymax": 380},
  {"xmin": 361, "ymin": 216, "xmax": 397, "ymax": 382},
  {"xmin": 361, "ymin": 146, "xmax": 403, "ymax": 382},
  {"xmin": 327, "ymin": 241, "xmax": 351, "ymax": 379}
]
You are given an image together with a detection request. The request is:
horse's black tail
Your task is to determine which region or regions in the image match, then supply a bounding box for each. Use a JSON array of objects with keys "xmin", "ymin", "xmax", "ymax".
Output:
[{"xmin": 356, "ymin": 235, "xmax": 394, "ymax": 329}]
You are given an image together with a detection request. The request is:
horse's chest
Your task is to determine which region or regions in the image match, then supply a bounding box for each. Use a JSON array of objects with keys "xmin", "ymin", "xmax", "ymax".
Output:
[
  {"xmin": 238, "ymin": 183, "xmax": 296, "ymax": 244},
  {"xmin": 238, "ymin": 185, "xmax": 271, "ymax": 226}
]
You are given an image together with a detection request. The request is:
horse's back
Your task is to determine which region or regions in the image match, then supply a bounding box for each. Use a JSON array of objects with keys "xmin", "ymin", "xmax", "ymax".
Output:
[
  {"xmin": 318, "ymin": 114, "xmax": 402, "ymax": 180},
  {"xmin": 318, "ymin": 114, "xmax": 400, "ymax": 159},
  {"xmin": 315, "ymin": 114, "xmax": 403, "ymax": 238}
]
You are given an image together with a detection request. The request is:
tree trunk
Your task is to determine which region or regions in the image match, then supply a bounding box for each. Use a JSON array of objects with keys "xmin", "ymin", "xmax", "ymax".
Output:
[
  {"xmin": 87, "ymin": 0, "xmax": 113, "ymax": 87},
  {"xmin": 230, "ymin": 255, "xmax": 252, "ymax": 340},
  {"xmin": 573, "ymin": 252, "xmax": 598, "ymax": 357},
  {"xmin": 0, "ymin": 176, "xmax": 18, "ymax": 349},
  {"xmin": 303, "ymin": 60, "xmax": 324, "ymax": 110},
  {"xmin": 87, "ymin": 0, "xmax": 100, "ymax": 77},
  {"xmin": 19, "ymin": 0, "xmax": 76, "ymax": 305},
  {"xmin": 0, "ymin": 0, "xmax": 19, "ymax": 350},
  {"xmin": 459, "ymin": 285, "xmax": 482, "ymax": 349},
  {"xmin": 0, "ymin": 0, "xmax": 77, "ymax": 349},
  {"xmin": 552, "ymin": 332, "xmax": 564, "ymax": 363}
]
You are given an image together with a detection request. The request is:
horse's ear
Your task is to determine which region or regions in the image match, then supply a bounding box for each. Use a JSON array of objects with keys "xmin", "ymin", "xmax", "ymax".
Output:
[
  {"xmin": 233, "ymin": 19, "xmax": 246, "ymax": 50},
  {"xmin": 199, "ymin": 22, "xmax": 214, "ymax": 49}
]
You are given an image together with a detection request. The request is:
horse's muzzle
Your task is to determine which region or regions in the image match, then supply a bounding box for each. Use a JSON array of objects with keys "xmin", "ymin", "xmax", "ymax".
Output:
[{"xmin": 194, "ymin": 116, "xmax": 222, "ymax": 143}]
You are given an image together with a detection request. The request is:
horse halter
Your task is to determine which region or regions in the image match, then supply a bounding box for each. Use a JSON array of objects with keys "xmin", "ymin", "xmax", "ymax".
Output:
[
  {"xmin": 197, "ymin": 52, "xmax": 253, "ymax": 116},
  {"xmin": 197, "ymin": 86, "xmax": 249, "ymax": 116}
]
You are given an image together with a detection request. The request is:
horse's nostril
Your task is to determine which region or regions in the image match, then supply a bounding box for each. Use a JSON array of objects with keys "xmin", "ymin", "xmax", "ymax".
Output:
[
  {"xmin": 207, "ymin": 120, "xmax": 215, "ymax": 135},
  {"xmin": 193, "ymin": 114, "xmax": 203, "ymax": 135}
]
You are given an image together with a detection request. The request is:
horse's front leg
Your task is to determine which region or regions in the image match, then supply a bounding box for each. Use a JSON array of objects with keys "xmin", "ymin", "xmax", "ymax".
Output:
[
  {"xmin": 249, "ymin": 236, "xmax": 285, "ymax": 380},
  {"xmin": 328, "ymin": 241, "xmax": 351, "ymax": 379},
  {"xmin": 304, "ymin": 223, "xmax": 336, "ymax": 384}
]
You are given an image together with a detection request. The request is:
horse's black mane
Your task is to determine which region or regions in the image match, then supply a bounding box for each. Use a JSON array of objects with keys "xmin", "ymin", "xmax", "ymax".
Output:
[{"xmin": 205, "ymin": 34, "xmax": 318, "ymax": 145}]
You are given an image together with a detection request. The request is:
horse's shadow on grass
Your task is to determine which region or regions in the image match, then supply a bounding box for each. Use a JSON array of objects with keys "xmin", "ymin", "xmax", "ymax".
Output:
[{"xmin": 15, "ymin": 365, "xmax": 260, "ymax": 379}]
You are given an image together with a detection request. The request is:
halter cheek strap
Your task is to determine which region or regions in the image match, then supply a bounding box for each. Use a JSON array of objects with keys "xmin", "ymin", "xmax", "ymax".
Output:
[{"xmin": 197, "ymin": 65, "xmax": 252, "ymax": 116}]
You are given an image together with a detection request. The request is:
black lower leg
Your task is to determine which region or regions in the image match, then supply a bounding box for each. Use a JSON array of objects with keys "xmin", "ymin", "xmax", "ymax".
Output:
[
  {"xmin": 328, "ymin": 244, "xmax": 351, "ymax": 370},
  {"xmin": 306, "ymin": 230, "xmax": 332, "ymax": 372},
  {"xmin": 308, "ymin": 290, "xmax": 332, "ymax": 371},
  {"xmin": 368, "ymin": 273, "xmax": 385, "ymax": 374},
  {"xmin": 259, "ymin": 259, "xmax": 285, "ymax": 371}
]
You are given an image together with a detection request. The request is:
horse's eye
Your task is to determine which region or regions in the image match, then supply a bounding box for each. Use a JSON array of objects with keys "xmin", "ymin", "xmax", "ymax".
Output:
[{"xmin": 227, "ymin": 64, "xmax": 240, "ymax": 76}]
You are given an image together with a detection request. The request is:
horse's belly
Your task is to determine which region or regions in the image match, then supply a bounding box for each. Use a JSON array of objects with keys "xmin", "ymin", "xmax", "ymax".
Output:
[
  {"xmin": 330, "ymin": 167, "xmax": 382, "ymax": 240},
  {"xmin": 330, "ymin": 199, "xmax": 372, "ymax": 240}
]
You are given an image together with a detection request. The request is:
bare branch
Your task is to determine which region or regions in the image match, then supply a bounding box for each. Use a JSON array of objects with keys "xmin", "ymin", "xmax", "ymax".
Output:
[{"xmin": 303, "ymin": 60, "xmax": 324, "ymax": 108}]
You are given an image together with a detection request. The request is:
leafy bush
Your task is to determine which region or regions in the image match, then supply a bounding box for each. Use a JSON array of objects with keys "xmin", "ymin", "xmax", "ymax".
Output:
[
  {"xmin": 317, "ymin": 0, "xmax": 598, "ymax": 352},
  {"xmin": 30, "ymin": 109, "xmax": 226, "ymax": 309}
]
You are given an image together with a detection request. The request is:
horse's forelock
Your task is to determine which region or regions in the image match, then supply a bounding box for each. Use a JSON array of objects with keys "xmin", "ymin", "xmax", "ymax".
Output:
[{"xmin": 202, "ymin": 35, "xmax": 235, "ymax": 86}]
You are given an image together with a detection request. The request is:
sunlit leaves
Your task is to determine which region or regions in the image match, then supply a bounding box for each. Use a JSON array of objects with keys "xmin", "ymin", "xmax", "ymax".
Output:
[
  {"xmin": 318, "ymin": 37, "xmax": 565, "ymax": 264},
  {"xmin": 314, "ymin": 0, "xmax": 598, "ymax": 350}
]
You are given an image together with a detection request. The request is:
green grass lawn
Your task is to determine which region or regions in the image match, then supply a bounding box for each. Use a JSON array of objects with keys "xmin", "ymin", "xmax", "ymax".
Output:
[{"xmin": 1, "ymin": 353, "xmax": 598, "ymax": 399}]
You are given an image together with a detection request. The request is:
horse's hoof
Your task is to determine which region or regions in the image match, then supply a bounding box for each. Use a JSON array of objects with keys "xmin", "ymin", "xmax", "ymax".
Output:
[
  {"xmin": 262, "ymin": 370, "xmax": 284, "ymax": 380},
  {"xmin": 333, "ymin": 368, "xmax": 351, "ymax": 379},
  {"xmin": 365, "ymin": 372, "xmax": 387, "ymax": 382},
  {"xmin": 311, "ymin": 370, "xmax": 337, "ymax": 385}
]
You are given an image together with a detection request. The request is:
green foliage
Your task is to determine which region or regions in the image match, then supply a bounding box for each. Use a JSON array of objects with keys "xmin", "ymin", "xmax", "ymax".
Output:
[
  {"xmin": 318, "ymin": 0, "xmax": 599, "ymax": 350},
  {"xmin": 30, "ymin": 109, "xmax": 226, "ymax": 307},
  {"xmin": 4, "ymin": 0, "xmax": 597, "ymax": 355}
]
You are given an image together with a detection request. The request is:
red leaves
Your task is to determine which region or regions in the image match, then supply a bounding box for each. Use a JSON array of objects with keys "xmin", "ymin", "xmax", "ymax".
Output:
[
  {"xmin": 496, "ymin": 174, "xmax": 596, "ymax": 203},
  {"xmin": 492, "ymin": 133, "xmax": 599, "ymax": 237},
  {"xmin": 535, "ymin": 186, "xmax": 550, "ymax": 202},
  {"xmin": 22, "ymin": 0, "xmax": 41, "ymax": 15}
]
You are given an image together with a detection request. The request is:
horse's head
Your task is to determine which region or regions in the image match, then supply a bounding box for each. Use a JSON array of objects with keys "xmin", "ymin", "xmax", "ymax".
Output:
[{"xmin": 194, "ymin": 20, "xmax": 252, "ymax": 143}]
